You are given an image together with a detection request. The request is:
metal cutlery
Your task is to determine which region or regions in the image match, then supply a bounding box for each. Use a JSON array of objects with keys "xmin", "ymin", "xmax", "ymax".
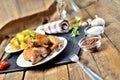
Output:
[{"xmin": 69, "ymin": 54, "xmax": 103, "ymax": 80}]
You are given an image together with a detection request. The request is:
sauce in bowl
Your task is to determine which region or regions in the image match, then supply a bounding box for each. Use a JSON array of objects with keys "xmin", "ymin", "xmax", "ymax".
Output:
[{"xmin": 78, "ymin": 35, "xmax": 101, "ymax": 53}]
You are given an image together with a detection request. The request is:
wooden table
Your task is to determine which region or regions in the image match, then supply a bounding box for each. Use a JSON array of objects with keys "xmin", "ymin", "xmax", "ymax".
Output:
[{"xmin": 0, "ymin": 0, "xmax": 120, "ymax": 80}]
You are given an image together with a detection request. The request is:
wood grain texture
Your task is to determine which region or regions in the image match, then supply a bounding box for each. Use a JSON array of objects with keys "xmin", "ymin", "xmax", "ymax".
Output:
[
  {"xmin": 91, "ymin": 36, "xmax": 120, "ymax": 80},
  {"xmin": 3, "ymin": 72, "xmax": 23, "ymax": 80},
  {"xmin": 99, "ymin": 0, "xmax": 120, "ymax": 18},
  {"xmin": 105, "ymin": 23, "xmax": 120, "ymax": 52},
  {"xmin": 24, "ymin": 70, "xmax": 44, "ymax": 80},
  {"xmin": 56, "ymin": 65, "xmax": 69, "ymax": 80},
  {"xmin": 0, "ymin": 74, "xmax": 5, "ymax": 80},
  {"xmin": 0, "ymin": 39, "xmax": 9, "ymax": 60},
  {"xmin": 44, "ymin": 65, "xmax": 68, "ymax": 80},
  {"xmin": 68, "ymin": 63, "xmax": 91, "ymax": 80},
  {"xmin": 44, "ymin": 67, "xmax": 58, "ymax": 80}
]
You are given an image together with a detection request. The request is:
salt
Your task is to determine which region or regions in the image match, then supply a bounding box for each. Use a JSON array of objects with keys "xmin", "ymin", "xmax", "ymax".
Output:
[{"xmin": 85, "ymin": 26, "xmax": 104, "ymax": 35}]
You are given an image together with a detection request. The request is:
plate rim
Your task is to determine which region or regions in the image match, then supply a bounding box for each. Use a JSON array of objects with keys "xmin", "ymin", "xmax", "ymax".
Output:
[
  {"xmin": 5, "ymin": 43, "xmax": 24, "ymax": 53},
  {"xmin": 16, "ymin": 37, "xmax": 67, "ymax": 67}
]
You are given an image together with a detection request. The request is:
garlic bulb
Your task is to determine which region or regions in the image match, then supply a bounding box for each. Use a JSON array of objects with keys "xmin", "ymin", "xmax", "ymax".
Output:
[{"xmin": 91, "ymin": 17, "xmax": 105, "ymax": 27}]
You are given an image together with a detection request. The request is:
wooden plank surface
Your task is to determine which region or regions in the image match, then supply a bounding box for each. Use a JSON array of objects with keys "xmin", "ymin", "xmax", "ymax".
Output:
[
  {"xmin": 3, "ymin": 72, "xmax": 24, "ymax": 80},
  {"xmin": 105, "ymin": 23, "xmax": 120, "ymax": 52},
  {"xmin": 24, "ymin": 70, "xmax": 44, "ymax": 80},
  {"xmin": 56, "ymin": 65, "xmax": 69, "ymax": 80},
  {"xmin": 68, "ymin": 63, "xmax": 91, "ymax": 80},
  {"xmin": 44, "ymin": 65, "xmax": 68, "ymax": 80},
  {"xmin": 91, "ymin": 36, "xmax": 120, "ymax": 80},
  {"xmin": 0, "ymin": 39, "xmax": 8, "ymax": 60}
]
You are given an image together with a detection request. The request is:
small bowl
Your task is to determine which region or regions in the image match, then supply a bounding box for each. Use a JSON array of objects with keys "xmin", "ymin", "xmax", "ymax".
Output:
[
  {"xmin": 78, "ymin": 35, "xmax": 102, "ymax": 53},
  {"xmin": 84, "ymin": 26, "xmax": 104, "ymax": 36}
]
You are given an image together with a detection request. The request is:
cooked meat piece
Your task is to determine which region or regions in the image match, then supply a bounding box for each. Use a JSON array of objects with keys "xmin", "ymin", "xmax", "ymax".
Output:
[
  {"xmin": 47, "ymin": 35, "xmax": 61, "ymax": 51},
  {"xmin": 22, "ymin": 47, "xmax": 51, "ymax": 65},
  {"xmin": 22, "ymin": 34, "xmax": 62, "ymax": 64},
  {"xmin": 28, "ymin": 34, "xmax": 62, "ymax": 51},
  {"xmin": 35, "ymin": 34, "xmax": 50, "ymax": 45},
  {"xmin": 27, "ymin": 34, "xmax": 50, "ymax": 48},
  {"xmin": 37, "ymin": 47, "xmax": 51, "ymax": 57}
]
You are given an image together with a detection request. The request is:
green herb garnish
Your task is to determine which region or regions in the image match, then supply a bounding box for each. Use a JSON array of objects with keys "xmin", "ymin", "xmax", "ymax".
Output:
[
  {"xmin": 70, "ymin": 25, "xmax": 80, "ymax": 37},
  {"xmin": 30, "ymin": 32, "xmax": 37, "ymax": 39}
]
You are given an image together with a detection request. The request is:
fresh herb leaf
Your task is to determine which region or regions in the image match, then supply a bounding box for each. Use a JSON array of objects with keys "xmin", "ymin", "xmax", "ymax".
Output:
[
  {"xmin": 30, "ymin": 32, "xmax": 37, "ymax": 39},
  {"xmin": 70, "ymin": 26, "xmax": 80, "ymax": 37}
]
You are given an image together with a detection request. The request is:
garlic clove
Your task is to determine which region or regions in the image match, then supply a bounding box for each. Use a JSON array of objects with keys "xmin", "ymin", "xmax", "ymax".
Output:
[
  {"xmin": 87, "ymin": 18, "xmax": 92, "ymax": 25},
  {"xmin": 82, "ymin": 21, "xmax": 88, "ymax": 27},
  {"xmin": 91, "ymin": 18, "xmax": 105, "ymax": 27}
]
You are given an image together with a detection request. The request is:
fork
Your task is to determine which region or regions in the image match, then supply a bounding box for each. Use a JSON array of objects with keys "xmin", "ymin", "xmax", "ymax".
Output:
[{"xmin": 69, "ymin": 54, "xmax": 103, "ymax": 80}]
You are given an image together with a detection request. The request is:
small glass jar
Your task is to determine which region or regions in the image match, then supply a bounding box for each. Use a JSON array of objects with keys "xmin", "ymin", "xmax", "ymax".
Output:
[
  {"xmin": 78, "ymin": 25, "xmax": 104, "ymax": 53},
  {"xmin": 78, "ymin": 35, "xmax": 102, "ymax": 53}
]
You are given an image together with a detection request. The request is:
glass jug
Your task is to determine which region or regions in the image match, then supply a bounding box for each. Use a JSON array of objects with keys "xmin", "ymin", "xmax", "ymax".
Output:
[{"xmin": 56, "ymin": 0, "xmax": 82, "ymax": 27}]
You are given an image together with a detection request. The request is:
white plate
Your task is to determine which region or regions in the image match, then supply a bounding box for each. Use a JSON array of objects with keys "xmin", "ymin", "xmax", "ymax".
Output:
[
  {"xmin": 16, "ymin": 37, "xmax": 67, "ymax": 67},
  {"xmin": 5, "ymin": 43, "xmax": 24, "ymax": 53},
  {"xmin": 5, "ymin": 31, "xmax": 45, "ymax": 54}
]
